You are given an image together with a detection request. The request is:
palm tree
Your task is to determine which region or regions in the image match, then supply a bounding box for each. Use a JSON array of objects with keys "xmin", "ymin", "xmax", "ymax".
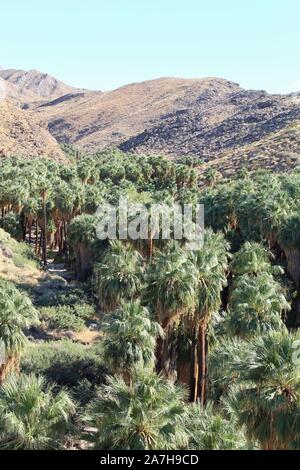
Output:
[
  {"xmin": 230, "ymin": 241, "xmax": 280, "ymax": 276},
  {"xmin": 189, "ymin": 229, "xmax": 229, "ymax": 403},
  {"xmin": 199, "ymin": 179, "xmax": 238, "ymax": 231},
  {"xmin": 23, "ymin": 197, "xmax": 39, "ymax": 245},
  {"xmin": 226, "ymin": 272, "xmax": 290, "ymax": 338},
  {"xmin": 83, "ymin": 185, "xmax": 105, "ymax": 214},
  {"xmin": 225, "ymin": 329, "xmax": 300, "ymax": 450},
  {"xmin": 77, "ymin": 160, "xmax": 94, "ymax": 184},
  {"xmin": 0, "ymin": 374, "xmax": 75, "ymax": 449},
  {"xmin": 68, "ymin": 214, "xmax": 97, "ymax": 281},
  {"xmin": 208, "ymin": 336, "xmax": 251, "ymax": 401},
  {"xmin": 185, "ymin": 402, "xmax": 247, "ymax": 450},
  {"xmin": 94, "ymin": 241, "xmax": 144, "ymax": 312},
  {"xmin": 203, "ymin": 168, "xmax": 222, "ymax": 187},
  {"xmin": 175, "ymin": 164, "xmax": 198, "ymax": 189},
  {"xmin": 0, "ymin": 281, "xmax": 38, "ymax": 384},
  {"xmin": 36, "ymin": 177, "xmax": 51, "ymax": 267},
  {"xmin": 101, "ymin": 301, "xmax": 163, "ymax": 381},
  {"xmin": 146, "ymin": 242, "xmax": 197, "ymax": 377},
  {"xmin": 51, "ymin": 182, "xmax": 72, "ymax": 254},
  {"xmin": 146, "ymin": 241, "xmax": 197, "ymax": 329},
  {"xmin": 87, "ymin": 370, "xmax": 188, "ymax": 450},
  {"xmin": 41, "ymin": 188, "xmax": 48, "ymax": 266},
  {"xmin": 258, "ymin": 191, "xmax": 291, "ymax": 246}
]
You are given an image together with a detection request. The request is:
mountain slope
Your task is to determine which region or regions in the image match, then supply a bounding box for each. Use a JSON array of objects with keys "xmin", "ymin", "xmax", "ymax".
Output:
[
  {"xmin": 2, "ymin": 68, "xmax": 300, "ymax": 174},
  {"xmin": 33, "ymin": 77, "xmax": 241, "ymax": 151},
  {"xmin": 0, "ymin": 68, "xmax": 80, "ymax": 104},
  {"xmin": 31, "ymin": 76, "xmax": 300, "ymax": 164},
  {"xmin": 0, "ymin": 75, "xmax": 41, "ymax": 107},
  {"xmin": 120, "ymin": 90, "xmax": 300, "ymax": 159},
  {"xmin": 199, "ymin": 120, "xmax": 300, "ymax": 177},
  {"xmin": 0, "ymin": 100, "xmax": 67, "ymax": 162}
]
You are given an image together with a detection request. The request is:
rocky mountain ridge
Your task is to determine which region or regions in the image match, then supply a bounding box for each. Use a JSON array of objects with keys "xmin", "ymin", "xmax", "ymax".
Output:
[
  {"xmin": 0, "ymin": 67, "xmax": 300, "ymax": 173},
  {"xmin": 0, "ymin": 68, "xmax": 80, "ymax": 103}
]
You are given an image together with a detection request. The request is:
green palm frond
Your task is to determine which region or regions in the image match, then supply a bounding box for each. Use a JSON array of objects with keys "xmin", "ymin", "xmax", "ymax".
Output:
[
  {"xmin": 86, "ymin": 371, "xmax": 188, "ymax": 450},
  {"xmin": 224, "ymin": 330, "xmax": 300, "ymax": 450},
  {"xmin": 0, "ymin": 374, "xmax": 75, "ymax": 450},
  {"xmin": 101, "ymin": 300, "xmax": 163, "ymax": 374}
]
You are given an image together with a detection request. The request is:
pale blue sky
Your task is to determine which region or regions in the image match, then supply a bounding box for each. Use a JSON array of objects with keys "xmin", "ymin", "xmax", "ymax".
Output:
[{"xmin": 0, "ymin": 0, "xmax": 299, "ymax": 93}]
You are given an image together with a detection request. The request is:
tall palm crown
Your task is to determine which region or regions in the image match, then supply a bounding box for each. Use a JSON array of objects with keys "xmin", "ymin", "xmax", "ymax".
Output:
[
  {"xmin": 146, "ymin": 241, "xmax": 197, "ymax": 327},
  {"xmin": 230, "ymin": 241, "xmax": 279, "ymax": 276},
  {"xmin": 101, "ymin": 301, "xmax": 163, "ymax": 376},
  {"xmin": 190, "ymin": 256, "xmax": 228, "ymax": 323},
  {"xmin": 279, "ymin": 212, "xmax": 300, "ymax": 248},
  {"xmin": 225, "ymin": 330, "xmax": 300, "ymax": 450},
  {"xmin": 0, "ymin": 374, "xmax": 75, "ymax": 450},
  {"xmin": 188, "ymin": 230, "xmax": 229, "ymax": 402},
  {"xmin": 227, "ymin": 272, "xmax": 290, "ymax": 338},
  {"xmin": 88, "ymin": 371, "xmax": 188, "ymax": 450},
  {"xmin": 68, "ymin": 214, "xmax": 97, "ymax": 246},
  {"xmin": 94, "ymin": 241, "xmax": 144, "ymax": 312}
]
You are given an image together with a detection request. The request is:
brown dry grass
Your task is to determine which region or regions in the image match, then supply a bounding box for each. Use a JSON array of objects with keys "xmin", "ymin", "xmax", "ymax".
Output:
[{"xmin": 73, "ymin": 329, "xmax": 102, "ymax": 344}]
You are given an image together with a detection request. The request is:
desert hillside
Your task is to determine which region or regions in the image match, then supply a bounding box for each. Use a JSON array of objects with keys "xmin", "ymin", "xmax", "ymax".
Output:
[
  {"xmin": 199, "ymin": 120, "xmax": 300, "ymax": 177},
  {"xmin": 121, "ymin": 90, "xmax": 300, "ymax": 159},
  {"xmin": 1, "ymin": 68, "xmax": 300, "ymax": 173},
  {"xmin": 0, "ymin": 99, "xmax": 67, "ymax": 162},
  {"xmin": 32, "ymin": 77, "xmax": 242, "ymax": 151},
  {"xmin": 31, "ymin": 74, "xmax": 300, "ymax": 172}
]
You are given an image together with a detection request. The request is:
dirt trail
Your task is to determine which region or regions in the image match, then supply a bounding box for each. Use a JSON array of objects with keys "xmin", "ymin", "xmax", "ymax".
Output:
[{"xmin": 46, "ymin": 260, "xmax": 75, "ymax": 283}]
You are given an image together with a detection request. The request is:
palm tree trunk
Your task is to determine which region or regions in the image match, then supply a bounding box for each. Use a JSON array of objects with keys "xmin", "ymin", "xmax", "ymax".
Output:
[
  {"xmin": 193, "ymin": 338, "xmax": 199, "ymax": 401},
  {"xmin": 283, "ymin": 246, "xmax": 300, "ymax": 287},
  {"xmin": 38, "ymin": 229, "xmax": 43, "ymax": 256},
  {"xmin": 194, "ymin": 321, "xmax": 207, "ymax": 404},
  {"xmin": 28, "ymin": 221, "xmax": 32, "ymax": 245},
  {"xmin": 77, "ymin": 245, "xmax": 92, "ymax": 281},
  {"xmin": 200, "ymin": 323, "xmax": 207, "ymax": 405},
  {"xmin": 22, "ymin": 217, "xmax": 27, "ymax": 241},
  {"xmin": 156, "ymin": 317, "xmax": 169, "ymax": 373},
  {"xmin": 177, "ymin": 329, "xmax": 195, "ymax": 400},
  {"xmin": 35, "ymin": 222, "xmax": 38, "ymax": 253},
  {"xmin": 60, "ymin": 225, "xmax": 64, "ymax": 252},
  {"xmin": 177, "ymin": 355, "xmax": 193, "ymax": 396},
  {"xmin": 42, "ymin": 192, "xmax": 47, "ymax": 266}
]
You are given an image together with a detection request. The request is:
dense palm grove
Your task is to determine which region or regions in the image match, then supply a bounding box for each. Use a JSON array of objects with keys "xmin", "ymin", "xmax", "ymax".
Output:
[{"xmin": 1, "ymin": 150, "xmax": 300, "ymax": 450}]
